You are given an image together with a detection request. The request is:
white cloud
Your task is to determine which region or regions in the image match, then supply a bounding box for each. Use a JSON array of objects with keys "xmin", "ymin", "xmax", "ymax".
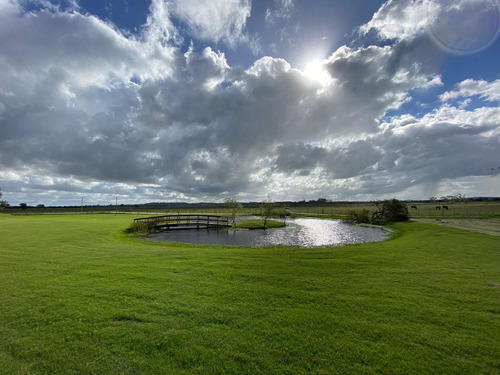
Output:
[
  {"xmin": 169, "ymin": 0, "xmax": 252, "ymax": 48},
  {"xmin": 265, "ymin": 0, "xmax": 294, "ymax": 25},
  {"xmin": 0, "ymin": 1, "xmax": 176, "ymax": 87},
  {"xmin": 359, "ymin": 0, "xmax": 439, "ymax": 41},
  {"xmin": 440, "ymin": 79, "xmax": 500, "ymax": 102},
  {"xmin": 143, "ymin": 0, "xmax": 182, "ymax": 47}
]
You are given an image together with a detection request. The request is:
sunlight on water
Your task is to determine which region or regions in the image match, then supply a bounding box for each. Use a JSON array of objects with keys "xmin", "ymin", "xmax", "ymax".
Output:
[{"xmin": 149, "ymin": 217, "xmax": 390, "ymax": 247}]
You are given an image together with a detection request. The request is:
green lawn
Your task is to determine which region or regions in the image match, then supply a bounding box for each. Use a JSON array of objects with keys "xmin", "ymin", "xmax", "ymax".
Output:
[{"xmin": 0, "ymin": 214, "xmax": 498, "ymax": 374}]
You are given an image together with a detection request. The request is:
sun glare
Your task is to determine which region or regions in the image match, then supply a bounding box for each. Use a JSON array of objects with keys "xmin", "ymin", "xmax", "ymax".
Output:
[{"xmin": 304, "ymin": 60, "xmax": 331, "ymax": 84}]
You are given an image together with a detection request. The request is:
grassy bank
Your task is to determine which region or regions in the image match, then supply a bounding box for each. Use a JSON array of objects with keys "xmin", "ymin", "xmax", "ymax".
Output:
[{"xmin": 0, "ymin": 213, "xmax": 499, "ymax": 374}]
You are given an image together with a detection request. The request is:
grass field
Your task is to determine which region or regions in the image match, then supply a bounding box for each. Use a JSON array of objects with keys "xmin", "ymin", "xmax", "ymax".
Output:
[{"xmin": 0, "ymin": 213, "xmax": 499, "ymax": 374}]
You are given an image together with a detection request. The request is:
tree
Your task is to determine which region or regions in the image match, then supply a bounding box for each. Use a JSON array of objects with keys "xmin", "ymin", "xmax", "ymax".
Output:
[
  {"xmin": 0, "ymin": 188, "xmax": 7, "ymax": 210},
  {"xmin": 19, "ymin": 203, "xmax": 28, "ymax": 210},
  {"xmin": 344, "ymin": 209, "xmax": 371, "ymax": 224},
  {"xmin": 440, "ymin": 193, "xmax": 468, "ymax": 204},
  {"xmin": 261, "ymin": 198, "xmax": 277, "ymax": 230},
  {"xmin": 225, "ymin": 197, "xmax": 242, "ymax": 227},
  {"xmin": 441, "ymin": 195, "xmax": 454, "ymax": 204},
  {"xmin": 371, "ymin": 198, "xmax": 409, "ymax": 223},
  {"xmin": 277, "ymin": 204, "xmax": 290, "ymax": 224}
]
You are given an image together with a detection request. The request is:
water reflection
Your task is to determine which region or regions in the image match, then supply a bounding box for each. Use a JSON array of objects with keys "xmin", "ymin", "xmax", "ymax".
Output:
[{"xmin": 147, "ymin": 217, "xmax": 389, "ymax": 247}]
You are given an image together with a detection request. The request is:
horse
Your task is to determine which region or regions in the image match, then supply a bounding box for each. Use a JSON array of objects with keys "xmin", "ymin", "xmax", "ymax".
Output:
[
  {"xmin": 435, "ymin": 206, "xmax": 441, "ymax": 210},
  {"xmin": 410, "ymin": 205, "xmax": 417, "ymax": 210}
]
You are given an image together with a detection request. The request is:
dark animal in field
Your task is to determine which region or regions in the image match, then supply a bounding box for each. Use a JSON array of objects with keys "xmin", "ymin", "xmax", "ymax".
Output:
[
  {"xmin": 435, "ymin": 206, "xmax": 441, "ymax": 210},
  {"xmin": 411, "ymin": 205, "xmax": 417, "ymax": 209},
  {"xmin": 442, "ymin": 205, "xmax": 449, "ymax": 210}
]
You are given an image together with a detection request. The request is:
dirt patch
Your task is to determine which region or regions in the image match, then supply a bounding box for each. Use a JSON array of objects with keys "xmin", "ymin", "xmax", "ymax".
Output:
[{"xmin": 414, "ymin": 218, "xmax": 500, "ymax": 236}]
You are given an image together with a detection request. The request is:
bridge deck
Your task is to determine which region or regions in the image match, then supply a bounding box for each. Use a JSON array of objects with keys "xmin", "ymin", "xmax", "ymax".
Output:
[{"xmin": 134, "ymin": 214, "xmax": 230, "ymax": 230}]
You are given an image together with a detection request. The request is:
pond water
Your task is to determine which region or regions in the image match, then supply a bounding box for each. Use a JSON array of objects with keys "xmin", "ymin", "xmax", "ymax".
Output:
[{"xmin": 147, "ymin": 217, "xmax": 390, "ymax": 247}]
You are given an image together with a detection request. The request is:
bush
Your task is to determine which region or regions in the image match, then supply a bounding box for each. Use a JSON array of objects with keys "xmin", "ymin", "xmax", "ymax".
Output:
[
  {"xmin": 127, "ymin": 221, "xmax": 156, "ymax": 234},
  {"xmin": 371, "ymin": 198, "xmax": 409, "ymax": 224}
]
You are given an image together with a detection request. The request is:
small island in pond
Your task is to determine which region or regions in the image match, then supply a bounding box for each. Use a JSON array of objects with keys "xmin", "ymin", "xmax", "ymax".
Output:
[{"xmin": 234, "ymin": 219, "xmax": 286, "ymax": 230}]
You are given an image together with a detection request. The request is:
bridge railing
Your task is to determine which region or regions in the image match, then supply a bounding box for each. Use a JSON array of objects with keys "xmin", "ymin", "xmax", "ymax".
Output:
[{"xmin": 133, "ymin": 214, "xmax": 229, "ymax": 228}]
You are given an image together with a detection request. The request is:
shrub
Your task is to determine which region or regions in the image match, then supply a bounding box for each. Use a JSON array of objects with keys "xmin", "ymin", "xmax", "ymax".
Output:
[
  {"xmin": 371, "ymin": 198, "xmax": 409, "ymax": 224},
  {"xmin": 127, "ymin": 221, "xmax": 156, "ymax": 234}
]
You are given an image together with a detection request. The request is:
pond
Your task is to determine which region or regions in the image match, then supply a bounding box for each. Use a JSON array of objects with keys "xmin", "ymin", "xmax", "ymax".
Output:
[{"xmin": 147, "ymin": 217, "xmax": 390, "ymax": 247}]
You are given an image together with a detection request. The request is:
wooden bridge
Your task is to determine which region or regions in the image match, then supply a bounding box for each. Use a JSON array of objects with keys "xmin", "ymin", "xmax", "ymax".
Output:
[{"xmin": 134, "ymin": 214, "xmax": 230, "ymax": 230}]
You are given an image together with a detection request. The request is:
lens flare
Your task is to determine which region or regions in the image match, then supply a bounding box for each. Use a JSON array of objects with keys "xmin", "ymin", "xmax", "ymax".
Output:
[{"xmin": 430, "ymin": 0, "xmax": 500, "ymax": 54}]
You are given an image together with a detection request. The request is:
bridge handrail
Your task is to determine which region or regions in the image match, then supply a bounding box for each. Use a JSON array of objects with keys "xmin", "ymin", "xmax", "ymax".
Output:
[{"xmin": 134, "ymin": 214, "xmax": 229, "ymax": 225}]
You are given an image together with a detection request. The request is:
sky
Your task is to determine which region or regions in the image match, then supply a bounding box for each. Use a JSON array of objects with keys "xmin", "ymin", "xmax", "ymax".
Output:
[{"xmin": 0, "ymin": 0, "xmax": 499, "ymax": 206}]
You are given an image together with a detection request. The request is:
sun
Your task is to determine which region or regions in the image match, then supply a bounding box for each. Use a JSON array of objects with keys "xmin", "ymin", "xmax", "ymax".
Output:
[{"xmin": 303, "ymin": 59, "xmax": 331, "ymax": 84}]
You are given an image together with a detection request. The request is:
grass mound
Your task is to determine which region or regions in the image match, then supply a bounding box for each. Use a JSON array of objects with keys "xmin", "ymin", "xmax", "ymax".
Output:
[{"xmin": 235, "ymin": 219, "xmax": 286, "ymax": 229}]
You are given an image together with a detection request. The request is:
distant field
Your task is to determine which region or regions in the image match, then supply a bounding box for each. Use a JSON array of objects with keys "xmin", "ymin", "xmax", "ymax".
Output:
[
  {"xmin": 287, "ymin": 202, "xmax": 500, "ymax": 219},
  {"xmin": 0, "ymin": 213, "xmax": 499, "ymax": 374},
  {"xmin": 405, "ymin": 202, "xmax": 500, "ymax": 218},
  {"xmin": 5, "ymin": 200, "xmax": 500, "ymax": 219}
]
